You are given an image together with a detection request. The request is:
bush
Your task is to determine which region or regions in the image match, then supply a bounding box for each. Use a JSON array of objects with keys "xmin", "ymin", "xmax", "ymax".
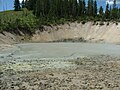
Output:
[
  {"xmin": 0, "ymin": 10, "xmax": 38, "ymax": 33},
  {"xmin": 81, "ymin": 21, "xmax": 86, "ymax": 24},
  {"xmin": 99, "ymin": 22, "xmax": 104, "ymax": 26},
  {"xmin": 93, "ymin": 21, "xmax": 96, "ymax": 25},
  {"xmin": 106, "ymin": 22, "xmax": 109, "ymax": 26},
  {"xmin": 96, "ymin": 22, "xmax": 98, "ymax": 25},
  {"xmin": 116, "ymin": 22, "xmax": 118, "ymax": 25}
]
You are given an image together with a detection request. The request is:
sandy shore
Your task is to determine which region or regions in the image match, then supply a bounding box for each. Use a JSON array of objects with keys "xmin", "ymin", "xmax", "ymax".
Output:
[{"xmin": 0, "ymin": 55, "xmax": 120, "ymax": 90}]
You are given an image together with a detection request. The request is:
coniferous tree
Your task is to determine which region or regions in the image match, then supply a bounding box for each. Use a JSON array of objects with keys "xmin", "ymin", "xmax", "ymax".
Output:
[
  {"xmin": 14, "ymin": 0, "xmax": 21, "ymax": 11},
  {"xmin": 87, "ymin": 0, "xmax": 94, "ymax": 16},
  {"xmin": 22, "ymin": 0, "xmax": 25, "ymax": 8},
  {"xmin": 35, "ymin": 0, "xmax": 41, "ymax": 17},
  {"xmin": 72, "ymin": 0, "xmax": 78, "ymax": 17},
  {"xmin": 26, "ymin": 0, "xmax": 36, "ymax": 10},
  {"xmin": 81, "ymin": 0, "xmax": 86, "ymax": 16},
  {"xmin": 111, "ymin": 8, "xmax": 119, "ymax": 20},
  {"xmin": 93, "ymin": 0, "xmax": 97, "ymax": 16},
  {"xmin": 63, "ymin": 0, "xmax": 69, "ymax": 18},
  {"xmin": 69, "ymin": 0, "xmax": 73, "ymax": 17},
  {"xmin": 99, "ymin": 6, "xmax": 104, "ymax": 17},
  {"xmin": 113, "ymin": 0, "xmax": 116, "ymax": 9},
  {"xmin": 105, "ymin": 3, "xmax": 110, "ymax": 19},
  {"xmin": 78, "ymin": 0, "xmax": 82, "ymax": 16}
]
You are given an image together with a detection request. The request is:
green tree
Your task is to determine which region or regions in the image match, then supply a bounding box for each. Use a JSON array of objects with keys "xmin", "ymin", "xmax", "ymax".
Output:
[
  {"xmin": 93, "ymin": 0, "xmax": 97, "ymax": 16},
  {"xmin": 14, "ymin": 0, "xmax": 21, "ymax": 11},
  {"xmin": 113, "ymin": 0, "xmax": 116, "ymax": 9},
  {"xmin": 72, "ymin": 0, "xmax": 78, "ymax": 17},
  {"xmin": 63, "ymin": 0, "xmax": 69, "ymax": 18},
  {"xmin": 110, "ymin": 8, "xmax": 119, "ymax": 20},
  {"xmin": 79, "ymin": 0, "xmax": 86, "ymax": 16},
  {"xmin": 99, "ymin": 6, "xmax": 104, "ymax": 18},
  {"xmin": 87, "ymin": 0, "xmax": 94, "ymax": 16},
  {"xmin": 26, "ymin": 0, "xmax": 36, "ymax": 10},
  {"xmin": 22, "ymin": 0, "xmax": 25, "ymax": 8},
  {"xmin": 105, "ymin": 3, "xmax": 110, "ymax": 19}
]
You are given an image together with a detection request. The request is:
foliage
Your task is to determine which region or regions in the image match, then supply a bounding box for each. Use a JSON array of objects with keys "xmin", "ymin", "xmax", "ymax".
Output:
[
  {"xmin": 22, "ymin": 0, "xmax": 25, "ymax": 8},
  {"xmin": 1, "ymin": 0, "xmax": 120, "ymax": 33},
  {"xmin": 0, "ymin": 10, "xmax": 38, "ymax": 33},
  {"xmin": 14, "ymin": 0, "xmax": 21, "ymax": 11}
]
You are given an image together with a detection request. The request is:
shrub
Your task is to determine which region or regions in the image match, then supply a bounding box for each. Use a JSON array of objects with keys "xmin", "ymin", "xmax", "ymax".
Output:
[
  {"xmin": 99, "ymin": 22, "xmax": 104, "ymax": 26},
  {"xmin": 81, "ymin": 21, "xmax": 86, "ymax": 24},
  {"xmin": 93, "ymin": 21, "xmax": 96, "ymax": 25},
  {"xmin": 116, "ymin": 22, "xmax": 118, "ymax": 25},
  {"xmin": 106, "ymin": 22, "xmax": 109, "ymax": 26},
  {"xmin": 96, "ymin": 23, "xmax": 98, "ymax": 25}
]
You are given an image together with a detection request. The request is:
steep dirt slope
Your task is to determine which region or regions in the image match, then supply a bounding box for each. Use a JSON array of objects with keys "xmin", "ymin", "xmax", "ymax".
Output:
[
  {"xmin": 32, "ymin": 22, "xmax": 120, "ymax": 44},
  {"xmin": 0, "ymin": 22, "xmax": 120, "ymax": 44},
  {"xmin": 0, "ymin": 32, "xmax": 17, "ymax": 44}
]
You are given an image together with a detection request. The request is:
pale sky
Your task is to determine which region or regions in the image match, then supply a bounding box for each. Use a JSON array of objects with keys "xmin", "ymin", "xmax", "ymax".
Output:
[
  {"xmin": 106, "ymin": 0, "xmax": 120, "ymax": 4},
  {"xmin": 19, "ymin": 0, "xmax": 25, "ymax": 3}
]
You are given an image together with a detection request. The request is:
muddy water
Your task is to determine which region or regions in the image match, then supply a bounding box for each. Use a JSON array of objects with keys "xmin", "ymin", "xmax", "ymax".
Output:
[
  {"xmin": 1, "ymin": 42, "xmax": 120, "ymax": 61},
  {"xmin": 0, "ymin": 42, "xmax": 120, "ymax": 72}
]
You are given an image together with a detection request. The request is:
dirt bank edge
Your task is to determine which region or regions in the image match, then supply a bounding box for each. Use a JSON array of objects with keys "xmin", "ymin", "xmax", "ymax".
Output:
[{"xmin": 0, "ymin": 21, "xmax": 120, "ymax": 44}]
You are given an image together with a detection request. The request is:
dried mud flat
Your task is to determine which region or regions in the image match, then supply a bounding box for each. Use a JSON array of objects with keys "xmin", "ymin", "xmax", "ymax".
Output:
[
  {"xmin": 0, "ymin": 55, "xmax": 120, "ymax": 90},
  {"xmin": 0, "ymin": 43, "xmax": 120, "ymax": 90}
]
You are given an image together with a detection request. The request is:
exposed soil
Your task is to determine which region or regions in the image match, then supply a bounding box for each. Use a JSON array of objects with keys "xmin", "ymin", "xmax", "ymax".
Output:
[
  {"xmin": 32, "ymin": 22, "xmax": 120, "ymax": 44},
  {"xmin": 0, "ymin": 43, "xmax": 120, "ymax": 90},
  {"xmin": 0, "ymin": 22, "xmax": 120, "ymax": 44},
  {"xmin": 0, "ymin": 55, "xmax": 120, "ymax": 90},
  {"xmin": 0, "ymin": 21, "xmax": 120, "ymax": 90}
]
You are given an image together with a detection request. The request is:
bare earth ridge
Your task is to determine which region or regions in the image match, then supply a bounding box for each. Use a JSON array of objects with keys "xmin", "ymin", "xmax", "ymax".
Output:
[
  {"xmin": 32, "ymin": 22, "xmax": 120, "ymax": 44},
  {"xmin": 0, "ymin": 22, "xmax": 120, "ymax": 44}
]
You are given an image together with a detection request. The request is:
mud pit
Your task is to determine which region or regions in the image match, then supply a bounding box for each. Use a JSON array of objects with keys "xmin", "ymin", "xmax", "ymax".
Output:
[{"xmin": 0, "ymin": 43, "xmax": 120, "ymax": 90}]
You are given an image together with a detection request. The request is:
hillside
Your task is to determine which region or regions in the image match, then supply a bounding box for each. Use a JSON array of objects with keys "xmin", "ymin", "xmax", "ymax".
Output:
[
  {"xmin": 0, "ymin": 21, "xmax": 120, "ymax": 44},
  {"xmin": 0, "ymin": 10, "xmax": 120, "ymax": 44},
  {"xmin": 32, "ymin": 22, "xmax": 120, "ymax": 44}
]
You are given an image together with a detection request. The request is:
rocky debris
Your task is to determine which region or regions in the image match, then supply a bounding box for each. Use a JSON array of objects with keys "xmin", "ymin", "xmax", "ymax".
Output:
[
  {"xmin": 0, "ymin": 55, "xmax": 120, "ymax": 90},
  {"xmin": 51, "ymin": 37, "xmax": 86, "ymax": 43}
]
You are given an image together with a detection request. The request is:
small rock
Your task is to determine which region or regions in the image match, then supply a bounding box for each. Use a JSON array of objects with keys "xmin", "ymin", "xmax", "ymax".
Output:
[{"xmin": 49, "ymin": 73, "xmax": 54, "ymax": 76}]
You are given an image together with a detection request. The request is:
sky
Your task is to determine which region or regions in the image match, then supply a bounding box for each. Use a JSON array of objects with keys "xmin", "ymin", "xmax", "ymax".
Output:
[{"xmin": 0, "ymin": 0, "xmax": 120, "ymax": 12}]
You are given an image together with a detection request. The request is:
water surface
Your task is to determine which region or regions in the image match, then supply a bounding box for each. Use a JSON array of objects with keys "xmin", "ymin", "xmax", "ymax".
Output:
[{"xmin": 0, "ymin": 42, "xmax": 119, "ymax": 60}]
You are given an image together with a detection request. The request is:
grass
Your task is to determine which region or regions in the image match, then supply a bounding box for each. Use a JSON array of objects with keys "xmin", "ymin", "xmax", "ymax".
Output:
[
  {"xmin": 0, "ymin": 9, "xmax": 70, "ymax": 33},
  {"xmin": 0, "ymin": 9, "xmax": 38, "ymax": 33}
]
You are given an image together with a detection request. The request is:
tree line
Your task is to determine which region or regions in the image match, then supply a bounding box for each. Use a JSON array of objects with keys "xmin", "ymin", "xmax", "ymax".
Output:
[{"xmin": 14, "ymin": 0, "xmax": 120, "ymax": 22}]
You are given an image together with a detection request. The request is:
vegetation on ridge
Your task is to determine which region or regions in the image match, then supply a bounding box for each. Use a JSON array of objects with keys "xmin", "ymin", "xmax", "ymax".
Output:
[{"xmin": 0, "ymin": 0, "xmax": 120, "ymax": 33}]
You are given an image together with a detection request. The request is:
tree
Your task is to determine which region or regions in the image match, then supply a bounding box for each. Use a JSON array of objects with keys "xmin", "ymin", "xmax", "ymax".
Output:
[
  {"xmin": 93, "ymin": 0, "xmax": 97, "ymax": 16},
  {"xmin": 99, "ymin": 6, "xmax": 104, "ymax": 17},
  {"xmin": 87, "ymin": 0, "xmax": 94, "ymax": 16},
  {"xmin": 22, "ymin": 0, "xmax": 25, "ymax": 8},
  {"xmin": 105, "ymin": 3, "xmax": 110, "ymax": 19},
  {"xmin": 63, "ymin": 0, "xmax": 69, "ymax": 18},
  {"xmin": 113, "ymin": 0, "xmax": 116, "ymax": 9},
  {"xmin": 81, "ymin": 0, "xmax": 86, "ymax": 16},
  {"xmin": 14, "ymin": 0, "xmax": 21, "ymax": 11},
  {"xmin": 110, "ymin": 8, "xmax": 119, "ymax": 20},
  {"xmin": 72, "ymin": 0, "xmax": 78, "ymax": 17},
  {"xmin": 26, "ymin": 0, "xmax": 36, "ymax": 10}
]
